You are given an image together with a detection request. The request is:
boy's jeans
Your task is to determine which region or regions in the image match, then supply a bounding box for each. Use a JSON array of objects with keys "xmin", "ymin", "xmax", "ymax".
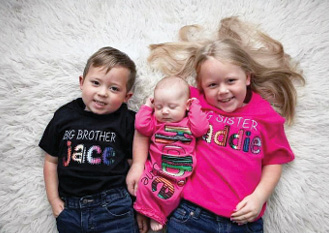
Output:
[
  {"xmin": 56, "ymin": 187, "xmax": 138, "ymax": 233},
  {"xmin": 167, "ymin": 200, "xmax": 263, "ymax": 233}
]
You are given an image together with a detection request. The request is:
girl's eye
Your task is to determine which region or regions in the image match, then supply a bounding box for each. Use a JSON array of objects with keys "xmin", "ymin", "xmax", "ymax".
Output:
[
  {"xmin": 155, "ymin": 105, "xmax": 162, "ymax": 110},
  {"xmin": 169, "ymin": 105, "xmax": 176, "ymax": 109},
  {"xmin": 208, "ymin": 83, "xmax": 217, "ymax": 88},
  {"xmin": 227, "ymin": 79, "xmax": 236, "ymax": 84}
]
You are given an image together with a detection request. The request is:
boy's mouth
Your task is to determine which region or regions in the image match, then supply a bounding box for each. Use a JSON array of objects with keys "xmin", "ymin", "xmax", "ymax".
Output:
[{"xmin": 94, "ymin": 99, "xmax": 106, "ymax": 106}]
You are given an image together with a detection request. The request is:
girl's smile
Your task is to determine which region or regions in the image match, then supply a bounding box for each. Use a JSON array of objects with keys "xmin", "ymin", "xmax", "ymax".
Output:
[{"xmin": 198, "ymin": 57, "xmax": 250, "ymax": 113}]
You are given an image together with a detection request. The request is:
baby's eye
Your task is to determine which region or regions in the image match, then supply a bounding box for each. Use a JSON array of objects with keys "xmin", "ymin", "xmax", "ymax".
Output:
[
  {"xmin": 208, "ymin": 83, "xmax": 217, "ymax": 88},
  {"xmin": 155, "ymin": 105, "xmax": 162, "ymax": 110},
  {"xmin": 169, "ymin": 105, "xmax": 177, "ymax": 109}
]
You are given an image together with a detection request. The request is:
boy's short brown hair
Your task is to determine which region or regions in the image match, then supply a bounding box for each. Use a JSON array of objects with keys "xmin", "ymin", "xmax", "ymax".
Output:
[{"xmin": 83, "ymin": 46, "xmax": 136, "ymax": 92}]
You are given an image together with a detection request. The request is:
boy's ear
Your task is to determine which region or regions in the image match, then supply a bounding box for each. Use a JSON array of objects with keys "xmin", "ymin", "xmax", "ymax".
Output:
[
  {"xmin": 79, "ymin": 76, "xmax": 84, "ymax": 90},
  {"xmin": 124, "ymin": 91, "xmax": 133, "ymax": 103}
]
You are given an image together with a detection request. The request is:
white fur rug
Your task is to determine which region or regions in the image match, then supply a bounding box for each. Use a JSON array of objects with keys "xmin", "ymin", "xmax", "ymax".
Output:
[{"xmin": 1, "ymin": 1, "xmax": 329, "ymax": 232}]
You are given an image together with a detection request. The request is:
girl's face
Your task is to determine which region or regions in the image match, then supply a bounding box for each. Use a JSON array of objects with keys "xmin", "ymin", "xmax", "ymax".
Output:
[{"xmin": 199, "ymin": 57, "xmax": 250, "ymax": 112}]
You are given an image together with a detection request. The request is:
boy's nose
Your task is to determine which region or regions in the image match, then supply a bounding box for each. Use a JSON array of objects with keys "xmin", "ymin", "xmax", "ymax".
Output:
[{"xmin": 98, "ymin": 87, "xmax": 108, "ymax": 97}]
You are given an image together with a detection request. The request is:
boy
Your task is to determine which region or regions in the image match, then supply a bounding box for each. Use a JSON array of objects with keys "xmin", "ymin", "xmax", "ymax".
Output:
[{"xmin": 39, "ymin": 47, "xmax": 139, "ymax": 233}]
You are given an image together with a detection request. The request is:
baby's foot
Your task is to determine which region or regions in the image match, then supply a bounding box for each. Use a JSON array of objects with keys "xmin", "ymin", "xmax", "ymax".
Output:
[{"xmin": 150, "ymin": 219, "xmax": 163, "ymax": 231}]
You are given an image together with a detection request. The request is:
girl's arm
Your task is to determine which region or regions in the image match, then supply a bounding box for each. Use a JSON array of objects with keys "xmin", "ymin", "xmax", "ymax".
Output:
[
  {"xmin": 126, "ymin": 130, "xmax": 149, "ymax": 196},
  {"xmin": 44, "ymin": 153, "xmax": 64, "ymax": 217},
  {"xmin": 187, "ymin": 98, "xmax": 209, "ymax": 137},
  {"xmin": 231, "ymin": 164, "xmax": 282, "ymax": 224}
]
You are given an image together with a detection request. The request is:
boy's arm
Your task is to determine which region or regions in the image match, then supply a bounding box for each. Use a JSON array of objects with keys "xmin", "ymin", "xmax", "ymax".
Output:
[
  {"xmin": 126, "ymin": 130, "xmax": 149, "ymax": 196},
  {"xmin": 44, "ymin": 153, "xmax": 64, "ymax": 217},
  {"xmin": 187, "ymin": 98, "xmax": 209, "ymax": 137},
  {"xmin": 231, "ymin": 164, "xmax": 282, "ymax": 224}
]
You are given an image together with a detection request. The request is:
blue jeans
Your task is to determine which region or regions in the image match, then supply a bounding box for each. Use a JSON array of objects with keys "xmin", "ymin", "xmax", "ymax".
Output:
[
  {"xmin": 167, "ymin": 200, "xmax": 263, "ymax": 233},
  {"xmin": 56, "ymin": 187, "xmax": 138, "ymax": 233}
]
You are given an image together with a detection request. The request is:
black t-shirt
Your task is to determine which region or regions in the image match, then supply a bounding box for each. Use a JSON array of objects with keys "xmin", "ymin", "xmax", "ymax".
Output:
[{"xmin": 39, "ymin": 98, "xmax": 135, "ymax": 197}]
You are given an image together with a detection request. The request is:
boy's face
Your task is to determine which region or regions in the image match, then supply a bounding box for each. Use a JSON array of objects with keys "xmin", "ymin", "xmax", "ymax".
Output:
[
  {"xmin": 79, "ymin": 65, "xmax": 132, "ymax": 115},
  {"xmin": 153, "ymin": 87, "xmax": 188, "ymax": 123}
]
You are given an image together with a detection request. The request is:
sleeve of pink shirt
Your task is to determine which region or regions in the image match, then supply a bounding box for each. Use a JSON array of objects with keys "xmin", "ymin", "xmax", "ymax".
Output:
[
  {"xmin": 187, "ymin": 98, "xmax": 209, "ymax": 137},
  {"xmin": 262, "ymin": 116, "xmax": 295, "ymax": 165},
  {"xmin": 135, "ymin": 105, "xmax": 155, "ymax": 137}
]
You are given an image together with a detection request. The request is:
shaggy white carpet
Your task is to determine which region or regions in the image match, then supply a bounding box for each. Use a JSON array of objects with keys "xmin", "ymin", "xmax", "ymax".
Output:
[{"xmin": 1, "ymin": 0, "xmax": 329, "ymax": 232}]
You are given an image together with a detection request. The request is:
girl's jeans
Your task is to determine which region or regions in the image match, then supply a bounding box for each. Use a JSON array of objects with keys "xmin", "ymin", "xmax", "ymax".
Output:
[
  {"xmin": 56, "ymin": 187, "xmax": 138, "ymax": 233},
  {"xmin": 167, "ymin": 200, "xmax": 263, "ymax": 233}
]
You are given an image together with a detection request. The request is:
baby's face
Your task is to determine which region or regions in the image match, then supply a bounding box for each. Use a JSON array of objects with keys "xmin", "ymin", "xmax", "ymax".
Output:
[{"xmin": 153, "ymin": 88, "xmax": 188, "ymax": 123}]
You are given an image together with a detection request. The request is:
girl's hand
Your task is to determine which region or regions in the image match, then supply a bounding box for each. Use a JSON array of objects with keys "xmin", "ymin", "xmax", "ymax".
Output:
[
  {"xmin": 49, "ymin": 197, "xmax": 64, "ymax": 218},
  {"xmin": 126, "ymin": 163, "xmax": 144, "ymax": 196},
  {"xmin": 230, "ymin": 193, "xmax": 264, "ymax": 225}
]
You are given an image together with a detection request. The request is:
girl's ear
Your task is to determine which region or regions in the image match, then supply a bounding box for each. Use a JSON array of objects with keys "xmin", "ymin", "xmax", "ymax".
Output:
[
  {"xmin": 79, "ymin": 76, "xmax": 84, "ymax": 90},
  {"xmin": 246, "ymin": 73, "xmax": 251, "ymax": 86}
]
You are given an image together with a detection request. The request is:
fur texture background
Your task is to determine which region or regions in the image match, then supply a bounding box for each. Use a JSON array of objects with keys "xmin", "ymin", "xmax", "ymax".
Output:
[{"xmin": 1, "ymin": 0, "xmax": 329, "ymax": 232}]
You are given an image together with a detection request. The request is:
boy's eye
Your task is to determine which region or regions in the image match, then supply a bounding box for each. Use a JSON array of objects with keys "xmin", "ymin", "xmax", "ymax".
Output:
[
  {"xmin": 91, "ymin": 80, "xmax": 100, "ymax": 86},
  {"xmin": 110, "ymin": 86, "xmax": 119, "ymax": 92}
]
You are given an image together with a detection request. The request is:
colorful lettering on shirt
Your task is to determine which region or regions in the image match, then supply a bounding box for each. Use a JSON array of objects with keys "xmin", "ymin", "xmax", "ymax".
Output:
[
  {"xmin": 155, "ymin": 126, "xmax": 192, "ymax": 144},
  {"xmin": 204, "ymin": 112, "xmax": 262, "ymax": 154},
  {"xmin": 162, "ymin": 154, "xmax": 193, "ymax": 177},
  {"xmin": 152, "ymin": 177, "xmax": 174, "ymax": 199},
  {"xmin": 63, "ymin": 140, "xmax": 116, "ymax": 166}
]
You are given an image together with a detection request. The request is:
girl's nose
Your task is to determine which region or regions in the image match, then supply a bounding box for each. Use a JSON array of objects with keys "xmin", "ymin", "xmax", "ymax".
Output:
[{"xmin": 218, "ymin": 85, "xmax": 229, "ymax": 94}]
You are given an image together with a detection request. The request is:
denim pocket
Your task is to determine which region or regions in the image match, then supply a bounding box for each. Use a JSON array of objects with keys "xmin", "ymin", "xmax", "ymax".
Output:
[
  {"xmin": 246, "ymin": 218, "xmax": 263, "ymax": 233},
  {"xmin": 171, "ymin": 206, "xmax": 192, "ymax": 223},
  {"xmin": 55, "ymin": 208, "xmax": 66, "ymax": 220},
  {"xmin": 103, "ymin": 192, "xmax": 133, "ymax": 218}
]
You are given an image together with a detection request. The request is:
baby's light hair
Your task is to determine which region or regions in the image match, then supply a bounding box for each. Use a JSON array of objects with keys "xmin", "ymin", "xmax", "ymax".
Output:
[
  {"xmin": 83, "ymin": 46, "xmax": 136, "ymax": 92},
  {"xmin": 155, "ymin": 76, "xmax": 190, "ymax": 99},
  {"xmin": 148, "ymin": 17, "xmax": 305, "ymax": 124}
]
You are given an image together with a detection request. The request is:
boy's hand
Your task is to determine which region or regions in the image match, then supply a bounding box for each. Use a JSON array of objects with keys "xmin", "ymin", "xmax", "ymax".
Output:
[
  {"xmin": 137, "ymin": 213, "xmax": 149, "ymax": 233},
  {"xmin": 230, "ymin": 193, "xmax": 264, "ymax": 225},
  {"xmin": 49, "ymin": 197, "xmax": 65, "ymax": 218},
  {"xmin": 126, "ymin": 163, "xmax": 144, "ymax": 196}
]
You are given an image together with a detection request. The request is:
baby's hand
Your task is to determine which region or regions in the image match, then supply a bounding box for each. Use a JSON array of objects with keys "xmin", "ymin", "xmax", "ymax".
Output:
[
  {"xmin": 186, "ymin": 98, "xmax": 197, "ymax": 111},
  {"xmin": 49, "ymin": 197, "xmax": 64, "ymax": 218},
  {"xmin": 145, "ymin": 97, "xmax": 154, "ymax": 108}
]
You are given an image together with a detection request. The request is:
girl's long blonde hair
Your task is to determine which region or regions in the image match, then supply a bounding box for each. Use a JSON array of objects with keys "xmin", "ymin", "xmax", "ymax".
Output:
[{"xmin": 148, "ymin": 17, "xmax": 305, "ymax": 124}]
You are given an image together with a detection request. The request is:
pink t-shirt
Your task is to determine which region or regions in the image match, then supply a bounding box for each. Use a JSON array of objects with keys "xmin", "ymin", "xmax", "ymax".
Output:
[{"xmin": 182, "ymin": 87, "xmax": 294, "ymax": 219}]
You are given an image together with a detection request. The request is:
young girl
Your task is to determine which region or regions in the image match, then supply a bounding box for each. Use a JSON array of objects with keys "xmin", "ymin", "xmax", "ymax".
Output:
[
  {"xmin": 127, "ymin": 17, "xmax": 305, "ymax": 232},
  {"xmin": 132, "ymin": 76, "xmax": 208, "ymax": 231}
]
